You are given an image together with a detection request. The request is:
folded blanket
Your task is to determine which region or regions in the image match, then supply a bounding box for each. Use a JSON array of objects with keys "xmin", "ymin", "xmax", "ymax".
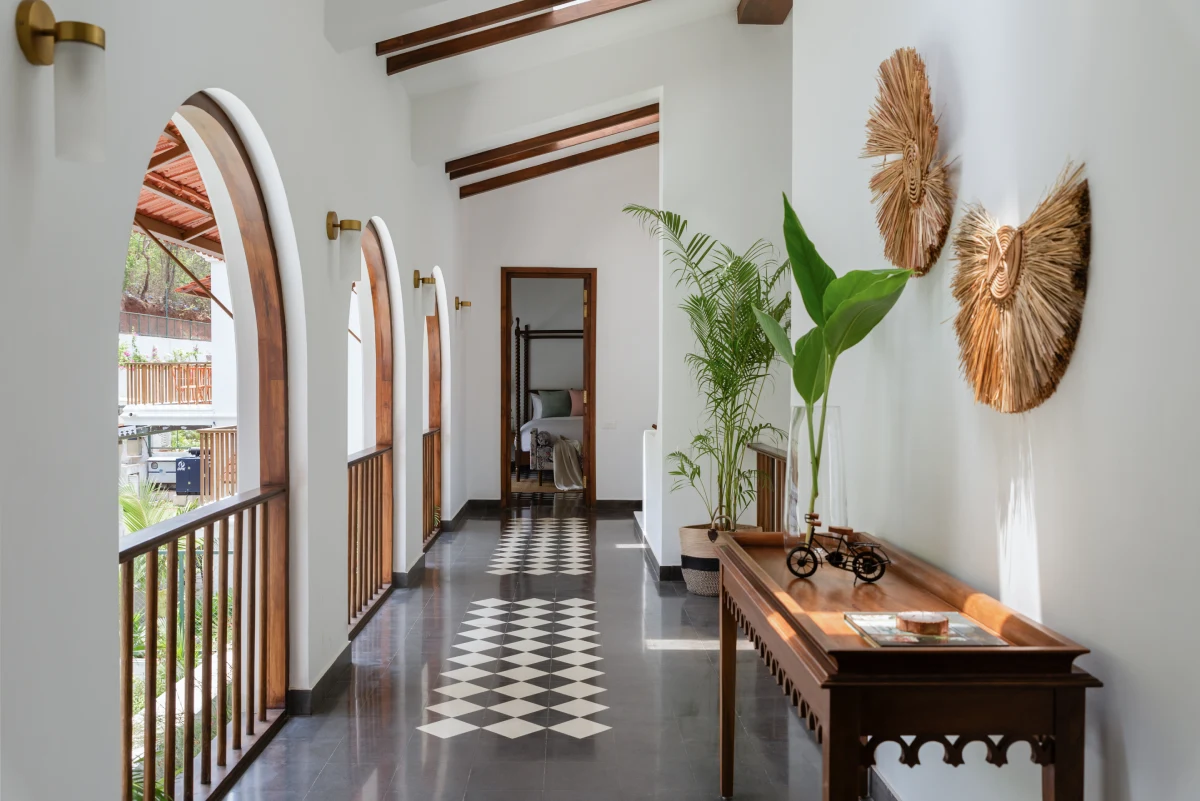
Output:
[{"xmin": 553, "ymin": 439, "xmax": 584, "ymax": 491}]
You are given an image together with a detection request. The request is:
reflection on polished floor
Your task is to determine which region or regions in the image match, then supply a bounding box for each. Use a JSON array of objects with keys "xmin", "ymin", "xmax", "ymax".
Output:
[{"xmin": 226, "ymin": 501, "xmax": 825, "ymax": 800}]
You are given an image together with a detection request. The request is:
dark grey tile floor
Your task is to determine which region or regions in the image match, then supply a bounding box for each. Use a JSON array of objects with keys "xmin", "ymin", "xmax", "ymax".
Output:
[{"xmin": 226, "ymin": 501, "xmax": 826, "ymax": 800}]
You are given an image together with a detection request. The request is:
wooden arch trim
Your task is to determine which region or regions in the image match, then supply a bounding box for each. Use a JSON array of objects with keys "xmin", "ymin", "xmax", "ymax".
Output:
[
  {"xmin": 361, "ymin": 223, "xmax": 394, "ymax": 447},
  {"xmin": 361, "ymin": 223, "xmax": 395, "ymax": 576},
  {"xmin": 176, "ymin": 92, "xmax": 290, "ymax": 709}
]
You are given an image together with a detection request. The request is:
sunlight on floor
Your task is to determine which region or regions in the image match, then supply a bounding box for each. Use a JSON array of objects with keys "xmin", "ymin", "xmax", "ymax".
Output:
[{"xmin": 644, "ymin": 639, "xmax": 754, "ymax": 651}]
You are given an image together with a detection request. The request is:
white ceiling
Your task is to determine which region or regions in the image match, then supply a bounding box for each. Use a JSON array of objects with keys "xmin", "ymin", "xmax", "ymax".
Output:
[{"xmin": 326, "ymin": 0, "xmax": 736, "ymax": 97}]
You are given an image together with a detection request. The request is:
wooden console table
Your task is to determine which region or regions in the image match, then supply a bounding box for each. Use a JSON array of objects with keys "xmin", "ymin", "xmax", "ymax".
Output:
[{"xmin": 715, "ymin": 532, "xmax": 1100, "ymax": 800}]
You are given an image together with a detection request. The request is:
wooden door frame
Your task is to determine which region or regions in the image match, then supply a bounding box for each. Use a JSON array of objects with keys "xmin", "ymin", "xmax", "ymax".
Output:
[
  {"xmin": 500, "ymin": 267, "xmax": 597, "ymax": 508},
  {"xmin": 178, "ymin": 92, "xmax": 290, "ymax": 708},
  {"xmin": 361, "ymin": 221, "xmax": 394, "ymax": 575}
]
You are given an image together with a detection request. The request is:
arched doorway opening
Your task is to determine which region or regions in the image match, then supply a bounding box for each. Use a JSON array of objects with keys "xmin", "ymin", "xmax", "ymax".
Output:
[
  {"xmin": 346, "ymin": 221, "xmax": 396, "ymax": 631},
  {"xmin": 116, "ymin": 91, "xmax": 291, "ymax": 801},
  {"xmin": 422, "ymin": 297, "xmax": 442, "ymax": 548},
  {"xmin": 421, "ymin": 267, "xmax": 452, "ymax": 550}
]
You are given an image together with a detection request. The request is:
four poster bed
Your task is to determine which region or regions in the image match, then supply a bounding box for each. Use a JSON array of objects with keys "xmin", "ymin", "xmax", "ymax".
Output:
[{"xmin": 513, "ymin": 318, "xmax": 584, "ymax": 486}]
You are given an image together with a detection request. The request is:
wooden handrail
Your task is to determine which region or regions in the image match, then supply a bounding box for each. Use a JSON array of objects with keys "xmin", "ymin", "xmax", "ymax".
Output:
[
  {"xmin": 348, "ymin": 443, "xmax": 393, "ymax": 467},
  {"xmin": 747, "ymin": 441, "xmax": 787, "ymax": 462},
  {"xmin": 347, "ymin": 447, "xmax": 393, "ymax": 628},
  {"xmin": 119, "ymin": 483, "xmax": 282, "ymax": 800},
  {"xmin": 422, "ymin": 429, "xmax": 442, "ymax": 549},
  {"xmin": 118, "ymin": 485, "xmax": 285, "ymax": 562}
]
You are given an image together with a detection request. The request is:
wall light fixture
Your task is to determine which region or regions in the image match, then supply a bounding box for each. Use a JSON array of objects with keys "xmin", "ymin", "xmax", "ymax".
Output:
[
  {"xmin": 326, "ymin": 212, "xmax": 362, "ymax": 282},
  {"xmin": 15, "ymin": 0, "xmax": 107, "ymax": 162}
]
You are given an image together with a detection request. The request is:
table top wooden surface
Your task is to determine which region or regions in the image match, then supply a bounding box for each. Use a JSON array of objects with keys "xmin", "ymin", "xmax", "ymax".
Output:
[{"xmin": 717, "ymin": 532, "xmax": 1100, "ymax": 683}]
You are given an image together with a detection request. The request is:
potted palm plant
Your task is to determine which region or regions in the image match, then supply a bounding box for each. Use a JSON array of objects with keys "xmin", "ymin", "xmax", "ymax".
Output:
[{"xmin": 626, "ymin": 206, "xmax": 791, "ymax": 595}]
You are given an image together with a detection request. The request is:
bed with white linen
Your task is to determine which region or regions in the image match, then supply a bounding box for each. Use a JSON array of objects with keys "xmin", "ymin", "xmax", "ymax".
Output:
[{"xmin": 519, "ymin": 416, "xmax": 583, "ymax": 453}]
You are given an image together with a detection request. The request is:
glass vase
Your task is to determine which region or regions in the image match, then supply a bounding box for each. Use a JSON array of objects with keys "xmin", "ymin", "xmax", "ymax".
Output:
[{"xmin": 784, "ymin": 405, "xmax": 846, "ymax": 547}]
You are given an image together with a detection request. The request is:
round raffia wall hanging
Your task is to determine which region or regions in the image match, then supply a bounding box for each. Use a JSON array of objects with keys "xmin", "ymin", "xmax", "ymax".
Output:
[
  {"xmin": 952, "ymin": 163, "xmax": 1091, "ymax": 414},
  {"xmin": 863, "ymin": 47, "xmax": 955, "ymax": 276}
]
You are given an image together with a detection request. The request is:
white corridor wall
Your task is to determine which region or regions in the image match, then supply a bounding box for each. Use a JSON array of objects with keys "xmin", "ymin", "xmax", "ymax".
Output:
[
  {"xmin": 459, "ymin": 146, "xmax": 660, "ymax": 501},
  {"xmin": 0, "ymin": 2, "xmax": 459, "ymax": 798},
  {"xmin": 791, "ymin": 1, "xmax": 1200, "ymax": 800},
  {"xmin": 418, "ymin": 13, "xmax": 792, "ymax": 559}
]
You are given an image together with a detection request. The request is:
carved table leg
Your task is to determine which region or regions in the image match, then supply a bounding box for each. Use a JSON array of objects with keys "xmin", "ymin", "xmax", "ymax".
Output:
[
  {"xmin": 719, "ymin": 577, "xmax": 736, "ymax": 798},
  {"xmin": 824, "ymin": 691, "xmax": 864, "ymax": 801},
  {"xmin": 1042, "ymin": 688, "xmax": 1085, "ymax": 801}
]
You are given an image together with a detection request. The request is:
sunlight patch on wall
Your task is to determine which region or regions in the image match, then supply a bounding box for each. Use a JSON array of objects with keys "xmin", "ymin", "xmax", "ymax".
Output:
[{"xmin": 996, "ymin": 420, "xmax": 1043, "ymax": 622}]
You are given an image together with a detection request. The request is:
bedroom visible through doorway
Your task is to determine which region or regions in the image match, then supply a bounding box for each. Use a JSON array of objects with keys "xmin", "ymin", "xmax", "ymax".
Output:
[{"xmin": 501, "ymin": 268, "xmax": 597, "ymax": 507}]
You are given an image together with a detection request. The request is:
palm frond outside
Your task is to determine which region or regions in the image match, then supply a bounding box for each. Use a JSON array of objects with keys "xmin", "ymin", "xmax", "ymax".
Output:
[
  {"xmin": 119, "ymin": 479, "xmax": 182, "ymax": 535},
  {"xmin": 625, "ymin": 205, "xmax": 790, "ymax": 525}
]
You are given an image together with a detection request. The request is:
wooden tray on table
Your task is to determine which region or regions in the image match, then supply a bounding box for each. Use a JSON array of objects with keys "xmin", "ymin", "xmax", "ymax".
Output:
[{"xmin": 713, "ymin": 531, "xmax": 1101, "ymax": 801}]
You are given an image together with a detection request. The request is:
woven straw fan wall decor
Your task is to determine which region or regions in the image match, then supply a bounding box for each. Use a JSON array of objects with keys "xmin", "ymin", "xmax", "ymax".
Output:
[
  {"xmin": 863, "ymin": 47, "xmax": 955, "ymax": 276},
  {"xmin": 952, "ymin": 164, "xmax": 1091, "ymax": 414}
]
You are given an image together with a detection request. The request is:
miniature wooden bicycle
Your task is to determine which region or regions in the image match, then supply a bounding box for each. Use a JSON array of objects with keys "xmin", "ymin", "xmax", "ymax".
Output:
[{"xmin": 785, "ymin": 514, "xmax": 890, "ymax": 583}]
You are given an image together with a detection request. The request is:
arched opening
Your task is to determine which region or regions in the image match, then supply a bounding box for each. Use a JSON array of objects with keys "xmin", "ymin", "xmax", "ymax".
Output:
[
  {"xmin": 346, "ymin": 221, "xmax": 396, "ymax": 630},
  {"xmin": 422, "ymin": 292, "xmax": 443, "ymax": 548},
  {"xmin": 116, "ymin": 91, "xmax": 291, "ymax": 801}
]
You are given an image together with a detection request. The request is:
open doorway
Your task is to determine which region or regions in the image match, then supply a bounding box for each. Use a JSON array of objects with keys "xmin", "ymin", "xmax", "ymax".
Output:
[{"xmin": 500, "ymin": 268, "xmax": 597, "ymax": 508}]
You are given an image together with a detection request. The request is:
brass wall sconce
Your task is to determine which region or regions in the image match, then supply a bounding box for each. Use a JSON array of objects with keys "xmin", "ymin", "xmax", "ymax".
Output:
[
  {"xmin": 15, "ymin": 0, "xmax": 107, "ymax": 162},
  {"xmin": 413, "ymin": 270, "xmax": 436, "ymax": 289},
  {"xmin": 455, "ymin": 297, "xmax": 472, "ymax": 311},
  {"xmin": 326, "ymin": 212, "xmax": 363, "ymax": 282}
]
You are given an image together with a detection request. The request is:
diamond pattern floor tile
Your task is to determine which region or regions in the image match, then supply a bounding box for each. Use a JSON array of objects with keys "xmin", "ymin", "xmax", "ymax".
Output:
[
  {"xmin": 418, "ymin": 718, "xmax": 480, "ymax": 739},
  {"xmin": 549, "ymin": 718, "xmax": 611, "ymax": 739}
]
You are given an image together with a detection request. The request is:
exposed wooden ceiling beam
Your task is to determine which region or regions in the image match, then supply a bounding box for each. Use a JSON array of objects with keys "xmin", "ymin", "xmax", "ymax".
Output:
[
  {"xmin": 376, "ymin": 0, "xmax": 561, "ymax": 57},
  {"xmin": 736, "ymin": 0, "xmax": 792, "ymax": 24},
  {"xmin": 147, "ymin": 142, "xmax": 191, "ymax": 171},
  {"xmin": 160, "ymin": 127, "xmax": 184, "ymax": 146},
  {"xmin": 134, "ymin": 213, "xmax": 223, "ymax": 259},
  {"xmin": 386, "ymin": 0, "xmax": 652, "ymax": 75},
  {"xmin": 144, "ymin": 171, "xmax": 212, "ymax": 207},
  {"xmin": 141, "ymin": 178, "xmax": 213, "ymax": 218},
  {"xmin": 446, "ymin": 103, "xmax": 659, "ymax": 180},
  {"xmin": 183, "ymin": 219, "xmax": 221, "ymax": 243},
  {"xmin": 460, "ymin": 131, "xmax": 658, "ymax": 199}
]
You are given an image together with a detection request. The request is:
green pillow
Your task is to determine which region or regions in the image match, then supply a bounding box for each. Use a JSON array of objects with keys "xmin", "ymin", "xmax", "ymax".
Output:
[{"xmin": 538, "ymin": 390, "xmax": 571, "ymax": 418}]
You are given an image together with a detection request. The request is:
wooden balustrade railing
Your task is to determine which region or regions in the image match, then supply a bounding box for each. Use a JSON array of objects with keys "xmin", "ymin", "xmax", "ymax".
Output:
[
  {"xmin": 347, "ymin": 445, "xmax": 393, "ymax": 628},
  {"xmin": 200, "ymin": 427, "xmax": 238, "ymax": 504},
  {"xmin": 422, "ymin": 429, "xmax": 441, "ymax": 549},
  {"xmin": 749, "ymin": 442, "xmax": 787, "ymax": 532},
  {"xmin": 118, "ymin": 485, "xmax": 285, "ymax": 801},
  {"xmin": 125, "ymin": 362, "xmax": 213, "ymax": 405}
]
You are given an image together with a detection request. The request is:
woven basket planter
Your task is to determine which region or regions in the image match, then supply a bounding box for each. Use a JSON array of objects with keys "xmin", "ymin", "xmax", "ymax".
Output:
[{"xmin": 679, "ymin": 523, "xmax": 760, "ymax": 596}]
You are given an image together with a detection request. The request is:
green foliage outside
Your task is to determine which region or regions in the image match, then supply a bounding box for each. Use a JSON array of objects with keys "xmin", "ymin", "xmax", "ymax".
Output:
[
  {"xmin": 118, "ymin": 335, "xmax": 208, "ymax": 367},
  {"xmin": 754, "ymin": 196, "xmax": 912, "ymax": 540},
  {"xmin": 625, "ymin": 205, "xmax": 791, "ymax": 526},
  {"xmin": 171, "ymin": 430, "xmax": 200, "ymax": 450},
  {"xmin": 123, "ymin": 230, "xmax": 212, "ymax": 320}
]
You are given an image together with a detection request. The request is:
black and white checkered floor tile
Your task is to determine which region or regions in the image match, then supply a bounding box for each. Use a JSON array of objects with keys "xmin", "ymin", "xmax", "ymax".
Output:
[
  {"xmin": 417, "ymin": 597, "xmax": 609, "ymax": 740},
  {"xmin": 487, "ymin": 517, "xmax": 592, "ymax": 576}
]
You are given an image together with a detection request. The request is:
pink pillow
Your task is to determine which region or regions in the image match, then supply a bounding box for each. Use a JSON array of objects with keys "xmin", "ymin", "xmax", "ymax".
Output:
[{"xmin": 569, "ymin": 389, "xmax": 584, "ymax": 417}]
